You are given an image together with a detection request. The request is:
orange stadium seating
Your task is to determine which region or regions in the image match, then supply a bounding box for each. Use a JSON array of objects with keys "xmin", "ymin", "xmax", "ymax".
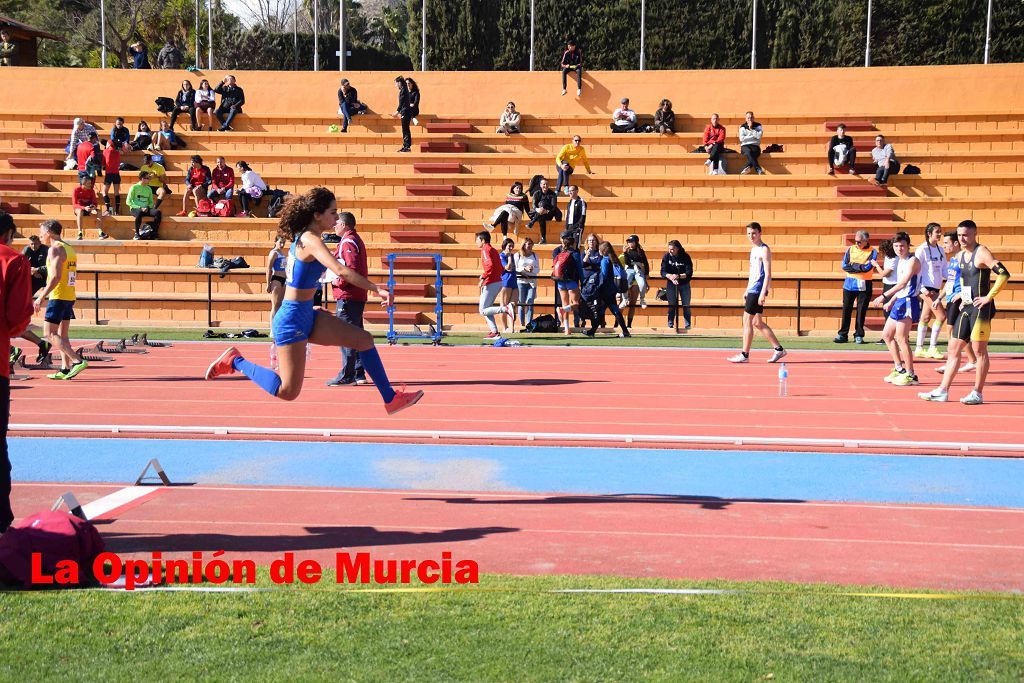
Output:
[{"xmin": 0, "ymin": 64, "xmax": 1021, "ymax": 335}]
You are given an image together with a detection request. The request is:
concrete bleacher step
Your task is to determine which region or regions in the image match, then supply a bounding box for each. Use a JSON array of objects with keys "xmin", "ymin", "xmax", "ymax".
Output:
[
  {"xmin": 424, "ymin": 122, "xmax": 475, "ymax": 134},
  {"xmin": 389, "ymin": 230, "xmax": 444, "ymax": 243},
  {"xmin": 825, "ymin": 121, "xmax": 874, "ymax": 131},
  {"xmin": 413, "ymin": 162, "xmax": 462, "ymax": 174},
  {"xmin": 836, "ymin": 184, "xmax": 888, "ymax": 197},
  {"xmin": 24, "ymin": 137, "xmax": 66, "ymax": 149},
  {"xmin": 406, "ymin": 184, "xmax": 456, "ymax": 196},
  {"xmin": 392, "ymin": 283, "xmax": 431, "ymax": 296},
  {"xmin": 41, "ymin": 118, "xmax": 96, "ymax": 130},
  {"xmin": 0, "ymin": 179, "xmax": 47, "ymax": 192},
  {"xmin": 840, "ymin": 208, "xmax": 894, "ymax": 221},
  {"xmin": 8, "ymin": 158, "xmax": 62, "ymax": 170},
  {"xmin": 419, "ymin": 141, "xmax": 467, "ymax": 153},
  {"xmin": 0, "ymin": 202, "xmax": 30, "ymax": 214},
  {"xmin": 364, "ymin": 310, "xmax": 422, "ymax": 325},
  {"xmin": 397, "ymin": 207, "xmax": 449, "ymax": 220},
  {"xmin": 380, "ymin": 256, "xmax": 438, "ymax": 270}
]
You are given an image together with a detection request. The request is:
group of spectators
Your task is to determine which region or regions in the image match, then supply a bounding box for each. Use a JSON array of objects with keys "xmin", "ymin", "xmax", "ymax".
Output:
[
  {"xmin": 827, "ymin": 124, "xmax": 901, "ymax": 185},
  {"xmin": 475, "ymin": 230, "xmax": 695, "ymax": 337},
  {"xmin": 169, "ymin": 75, "xmax": 246, "ymax": 132}
]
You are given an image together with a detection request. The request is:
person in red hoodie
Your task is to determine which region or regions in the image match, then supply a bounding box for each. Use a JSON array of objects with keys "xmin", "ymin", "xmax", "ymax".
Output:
[
  {"xmin": 101, "ymin": 139, "xmax": 121, "ymax": 220},
  {"xmin": 72, "ymin": 177, "xmax": 107, "ymax": 240},
  {"xmin": 178, "ymin": 154, "xmax": 212, "ymax": 216},
  {"xmin": 703, "ymin": 113, "xmax": 727, "ymax": 175},
  {"xmin": 476, "ymin": 230, "xmax": 506, "ymax": 339},
  {"xmin": 0, "ymin": 211, "xmax": 35, "ymax": 531},
  {"xmin": 327, "ymin": 212, "xmax": 369, "ymax": 387},
  {"xmin": 207, "ymin": 156, "xmax": 235, "ymax": 203}
]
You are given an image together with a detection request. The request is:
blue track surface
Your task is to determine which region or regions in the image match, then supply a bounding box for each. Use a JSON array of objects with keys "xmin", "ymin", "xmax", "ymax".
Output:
[{"xmin": 11, "ymin": 438, "xmax": 1024, "ymax": 508}]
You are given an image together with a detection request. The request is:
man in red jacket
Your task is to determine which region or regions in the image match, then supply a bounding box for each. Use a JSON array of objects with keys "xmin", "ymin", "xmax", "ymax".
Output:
[
  {"xmin": 703, "ymin": 113, "xmax": 727, "ymax": 175},
  {"xmin": 476, "ymin": 230, "xmax": 505, "ymax": 339},
  {"xmin": 0, "ymin": 211, "xmax": 35, "ymax": 532},
  {"xmin": 327, "ymin": 212, "xmax": 369, "ymax": 387}
]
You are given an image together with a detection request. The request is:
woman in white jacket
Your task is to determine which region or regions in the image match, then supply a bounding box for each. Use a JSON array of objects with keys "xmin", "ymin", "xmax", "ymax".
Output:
[
  {"xmin": 496, "ymin": 102, "xmax": 521, "ymax": 135},
  {"xmin": 738, "ymin": 111, "xmax": 764, "ymax": 175}
]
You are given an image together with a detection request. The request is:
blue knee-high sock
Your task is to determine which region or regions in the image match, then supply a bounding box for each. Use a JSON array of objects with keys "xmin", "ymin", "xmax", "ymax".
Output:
[
  {"xmin": 232, "ymin": 356, "xmax": 282, "ymax": 397},
  {"xmin": 358, "ymin": 347, "xmax": 396, "ymax": 403}
]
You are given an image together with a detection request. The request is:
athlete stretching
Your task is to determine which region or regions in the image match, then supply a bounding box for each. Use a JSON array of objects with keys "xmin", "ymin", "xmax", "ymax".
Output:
[
  {"xmin": 919, "ymin": 220, "xmax": 1011, "ymax": 405},
  {"xmin": 728, "ymin": 222, "xmax": 786, "ymax": 363},
  {"xmin": 874, "ymin": 231, "xmax": 921, "ymax": 386},
  {"xmin": 205, "ymin": 187, "xmax": 423, "ymax": 414}
]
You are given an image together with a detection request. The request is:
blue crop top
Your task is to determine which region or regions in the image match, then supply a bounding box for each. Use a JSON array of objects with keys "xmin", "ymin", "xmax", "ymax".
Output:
[{"xmin": 286, "ymin": 238, "xmax": 328, "ymax": 289}]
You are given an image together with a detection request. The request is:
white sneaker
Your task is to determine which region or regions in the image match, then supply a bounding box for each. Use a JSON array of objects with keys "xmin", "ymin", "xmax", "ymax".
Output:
[
  {"xmin": 412, "ymin": 117, "xmax": 419, "ymax": 126},
  {"xmin": 704, "ymin": 159, "xmax": 713, "ymax": 167},
  {"xmin": 960, "ymin": 390, "xmax": 984, "ymax": 405},
  {"xmin": 640, "ymin": 299, "xmax": 647, "ymax": 309},
  {"xmin": 962, "ymin": 362, "xmax": 977, "ymax": 372},
  {"xmin": 561, "ymin": 89, "xmax": 567, "ymax": 96},
  {"xmin": 576, "ymin": 88, "xmax": 581, "ymax": 97},
  {"xmin": 918, "ymin": 388, "xmax": 948, "ymax": 402},
  {"xmin": 768, "ymin": 348, "xmax": 787, "ymax": 363},
  {"xmin": 727, "ymin": 353, "xmax": 748, "ymax": 363}
]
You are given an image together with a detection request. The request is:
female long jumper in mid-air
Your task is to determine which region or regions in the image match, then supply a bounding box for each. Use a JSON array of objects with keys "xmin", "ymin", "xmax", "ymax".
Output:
[{"xmin": 204, "ymin": 187, "xmax": 423, "ymax": 414}]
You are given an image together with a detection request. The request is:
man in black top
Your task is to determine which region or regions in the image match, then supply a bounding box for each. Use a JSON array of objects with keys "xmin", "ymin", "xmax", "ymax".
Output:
[
  {"xmin": 337, "ymin": 78, "xmax": 368, "ymax": 133},
  {"xmin": 827, "ymin": 123, "xmax": 858, "ymax": 175},
  {"xmin": 560, "ymin": 40, "xmax": 583, "ymax": 97},
  {"xmin": 214, "ymin": 75, "xmax": 245, "ymax": 131},
  {"xmin": 661, "ymin": 240, "xmax": 694, "ymax": 329},
  {"xmin": 157, "ymin": 40, "xmax": 184, "ymax": 69},
  {"xmin": 565, "ymin": 185, "xmax": 587, "ymax": 246},
  {"xmin": 394, "ymin": 76, "xmax": 412, "ymax": 152},
  {"xmin": 23, "ymin": 235, "xmax": 47, "ymax": 294},
  {"xmin": 527, "ymin": 178, "xmax": 562, "ymax": 244}
]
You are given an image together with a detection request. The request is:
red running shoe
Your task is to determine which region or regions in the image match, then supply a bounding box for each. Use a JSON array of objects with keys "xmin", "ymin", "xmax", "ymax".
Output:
[
  {"xmin": 385, "ymin": 388, "xmax": 424, "ymax": 415},
  {"xmin": 205, "ymin": 346, "xmax": 241, "ymax": 380}
]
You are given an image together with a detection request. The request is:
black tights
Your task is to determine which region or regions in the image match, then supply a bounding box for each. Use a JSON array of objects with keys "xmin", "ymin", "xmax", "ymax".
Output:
[{"xmin": 492, "ymin": 210, "xmax": 510, "ymax": 236}]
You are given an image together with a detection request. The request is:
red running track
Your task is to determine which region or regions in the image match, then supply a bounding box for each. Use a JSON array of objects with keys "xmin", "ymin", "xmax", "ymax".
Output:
[
  {"xmin": 12, "ymin": 482, "xmax": 1024, "ymax": 591},
  {"xmin": 9, "ymin": 343, "xmax": 1024, "ymax": 452}
]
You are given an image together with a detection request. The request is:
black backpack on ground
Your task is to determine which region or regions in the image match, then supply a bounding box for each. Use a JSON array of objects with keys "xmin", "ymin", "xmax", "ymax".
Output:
[
  {"xmin": 137, "ymin": 224, "xmax": 158, "ymax": 240},
  {"xmin": 525, "ymin": 314, "xmax": 558, "ymax": 333},
  {"xmin": 155, "ymin": 97, "xmax": 175, "ymax": 114},
  {"xmin": 267, "ymin": 189, "xmax": 290, "ymax": 218}
]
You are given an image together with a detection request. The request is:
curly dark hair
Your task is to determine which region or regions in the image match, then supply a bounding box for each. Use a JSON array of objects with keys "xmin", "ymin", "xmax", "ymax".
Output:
[
  {"xmin": 277, "ymin": 186, "xmax": 336, "ymax": 242},
  {"xmin": 878, "ymin": 238, "xmax": 896, "ymax": 258}
]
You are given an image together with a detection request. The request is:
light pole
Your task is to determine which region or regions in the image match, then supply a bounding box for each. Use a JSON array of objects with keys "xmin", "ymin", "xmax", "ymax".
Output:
[
  {"xmin": 207, "ymin": 0, "xmax": 213, "ymax": 70},
  {"xmin": 338, "ymin": 0, "xmax": 345, "ymax": 70},
  {"xmin": 100, "ymin": 0, "xmax": 106, "ymax": 68},
  {"xmin": 313, "ymin": 0, "xmax": 319, "ymax": 71},
  {"xmin": 420, "ymin": 0, "xmax": 427, "ymax": 71},
  {"xmin": 529, "ymin": 0, "xmax": 534, "ymax": 71},
  {"xmin": 984, "ymin": 0, "xmax": 993, "ymax": 64},
  {"xmin": 750, "ymin": 0, "xmax": 757, "ymax": 69},
  {"xmin": 194, "ymin": 0, "xmax": 199, "ymax": 68},
  {"xmin": 864, "ymin": 0, "xmax": 872, "ymax": 67},
  {"xmin": 640, "ymin": 0, "xmax": 646, "ymax": 70}
]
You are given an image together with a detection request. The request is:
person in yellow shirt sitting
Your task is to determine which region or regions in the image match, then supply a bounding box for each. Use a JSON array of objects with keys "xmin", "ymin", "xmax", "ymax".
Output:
[
  {"xmin": 554, "ymin": 135, "xmax": 594, "ymax": 196},
  {"xmin": 139, "ymin": 153, "xmax": 171, "ymax": 209},
  {"xmin": 33, "ymin": 220, "xmax": 87, "ymax": 380}
]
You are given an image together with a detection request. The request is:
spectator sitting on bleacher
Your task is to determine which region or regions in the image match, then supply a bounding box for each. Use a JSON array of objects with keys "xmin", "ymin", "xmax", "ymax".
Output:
[
  {"xmin": 703, "ymin": 114, "xmax": 727, "ymax": 175},
  {"xmin": 653, "ymin": 99, "xmax": 675, "ymax": 134},
  {"xmin": 139, "ymin": 153, "xmax": 170, "ymax": 208},
  {"xmin": 827, "ymin": 123, "xmax": 857, "ymax": 175},
  {"xmin": 65, "ymin": 118, "xmax": 96, "ymax": 163},
  {"xmin": 129, "ymin": 41, "xmax": 150, "ymax": 69},
  {"xmin": 738, "ymin": 111, "xmax": 764, "ymax": 175},
  {"xmin": 483, "ymin": 182, "xmax": 530, "ymax": 237},
  {"xmin": 337, "ymin": 78, "xmax": 368, "ymax": 133},
  {"xmin": 555, "ymin": 135, "xmax": 593, "ymax": 196},
  {"xmin": 72, "ymin": 176, "xmax": 105, "ymax": 241},
  {"xmin": 155, "ymin": 119, "xmax": 185, "ymax": 150},
  {"xmin": 157, "ymin": 40, "xmax": 183, "ymax": 70},
  {"xmin": 871, "ymin": 134, "xmax": 900, "ymax": 186},
  {"xmin": 109, "ymin": 117, "xmax": 131, "ymax": 152},
  {"xmin": 195, "ymin": 79, "xmax": 217, "ymax": 131},
  {"xmin": 179, "ymin": 154, "xmax": 211, "ymax": 216},
  {"xmin": 611, "ymin": 98, "xmax": 638, "ymax": 133},
  {"xmin": 560, "ymin": 39, "xmax": 583, "ymax": 97},
  {"xmin": 496, "ymin": 102, "xmax": 521, "ymax": 135},
  {"xmin": 170, "ymin": 80, "xmax": 198, "ymax": 131},
  {"xmin": 623, "ymin": 234, "xmax": 651, "ymax": 313},
  {"xmin": 214, "ymin": 75, "xmax": 245, "ymax": 132},
  {"xmin": 131, "ymin": 120, "xmax": 153, "ymax": 151},
  {"xmin": 127, "ymin": 171, "xmax": 161, "ymax": 239},
  {"xmin": 235, "ymin": 161, "xmax": 267, "ymax": 217},
  {"xmin": 208, "ymin": 157, "xmax": 234, "ymax": 202},
  {"xmin": 526, "ymin": 178, "xmax": 562, "ymax": 245},
  {"xmin": 75, "ymin": 131, "xmax": 102, "ymax": 186}
]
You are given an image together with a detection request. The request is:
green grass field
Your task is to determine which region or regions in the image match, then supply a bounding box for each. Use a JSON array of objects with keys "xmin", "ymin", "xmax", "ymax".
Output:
[
  {"xmin": 1, "ymin": 574, "xmax": 1021, "ymax": 680},
  {"xmin": 61, "ymin": 326, "xmax": 1024, "ymax": 353}
]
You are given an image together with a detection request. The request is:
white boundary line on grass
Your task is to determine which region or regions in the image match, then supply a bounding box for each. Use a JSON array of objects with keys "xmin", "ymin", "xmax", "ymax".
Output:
[{"xmin": 10, "ymin": 422, "xmax": 1024, "ymax": 454}]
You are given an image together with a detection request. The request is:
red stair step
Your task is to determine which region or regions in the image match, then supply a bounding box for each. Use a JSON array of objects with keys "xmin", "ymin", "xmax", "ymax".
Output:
[
  {"xmin": 365, "ymin": 310, "xmax": 423, "ymax": 325},
  {"xmin": 824, "ymin": 120, "xmax": 874, "ymax": 132},
  {"xmin": 424, "ymin": 122, "xmax": 474, "ymax": 133},
  {"xmin": 391, "ymin": 283, "xmax": 430, "ymax": 296},
  {"xmin": 389, "ymin": 230, "xmax": 444, "ymax": 243},
  {"xmin": 8, "ymin": 157, "xmax": 62, "ymax": 170},
  {"xmin": 0, "ymin": 202, "xmax": 30, "ymax": 214},
  {"xmin": 413, "ymin": 162, "xmax": 462, "ymax": 174},
  {"xmin": 406, "ymin": 184, "xmax": 455, "ymax": 196},
  {"xmin": 0, "ymin": 179, "xmax": 47, "ymax": 192},
  {"xmin": 864, "ymin": 316, "xmax": 886, "ymax": 331},
  {"xmin": 380, "ymin": 256, "xmax": 438, "ymax": 270},
  {"xmin": 397, "ymin": 207, "xmax": 448, "ymax": 220},
  {"xmin": 25, "ymin": 137, "xmax": 67, "ymax": 149},
  {"xmin": 840, "ymin": 208, "xmax": 894, "ymax": 221},
  {"xmin": 41, "ymin": 118, "xmax": 94, "ymax": 130},
  {"xmin": 836, "ymin": 184, "xmax": 888, "ymax": 197},
  {"xmin": 420, "ymin": 141, "xmax": 467, "ymax": 153}
]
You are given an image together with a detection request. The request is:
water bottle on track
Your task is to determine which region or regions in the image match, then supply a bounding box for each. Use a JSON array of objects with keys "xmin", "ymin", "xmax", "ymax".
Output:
[{"xmin": 778, "ymin": 363, "xmax": 788, "ymax": 397}]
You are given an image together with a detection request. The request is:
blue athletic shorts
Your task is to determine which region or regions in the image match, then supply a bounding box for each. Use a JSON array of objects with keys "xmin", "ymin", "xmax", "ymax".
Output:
[
  {"xmin": 556, "ymin": 281, "xmax": 579, "ymax": 291},
  {"xmin": 44, "ymin": 299, "xmax": 76, "ymax": 324},
  {"xmin": 272, "ymin": 299, "xmax": 316, "ymax": 346},
  {"xmin": 888, "ymin": 296, "xmax": 921, "ymax": 323}
]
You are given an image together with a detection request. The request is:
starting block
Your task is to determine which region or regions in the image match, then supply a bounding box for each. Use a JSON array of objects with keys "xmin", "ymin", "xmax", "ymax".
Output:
[
  {"xmin": 74, "ymin": 347, "xmax": 113, "ymax": 362},
  {"xmin": 94, "ymin": 339, "xmax": 148, "ymax": 355},
  {"xmin": 129, "ymin": 333, "xmax": 172, "ymax": 348},
  {"xmin": 17, "ymin": 353, "xmax": 54, "ymax": 371}
]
